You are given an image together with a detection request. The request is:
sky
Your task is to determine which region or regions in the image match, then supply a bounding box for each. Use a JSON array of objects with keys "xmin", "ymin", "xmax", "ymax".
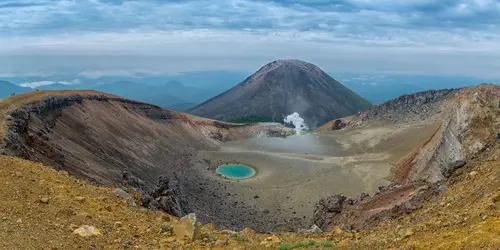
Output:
[{"xmin": 1, "ymin": 0, "xmax": 500, "ymax": 81}]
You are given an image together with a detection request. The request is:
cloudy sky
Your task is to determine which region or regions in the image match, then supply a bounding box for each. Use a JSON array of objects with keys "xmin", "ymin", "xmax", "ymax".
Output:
[{"xmin": 1, "ymin": 0, "xmax": 500, "ymax": 79}]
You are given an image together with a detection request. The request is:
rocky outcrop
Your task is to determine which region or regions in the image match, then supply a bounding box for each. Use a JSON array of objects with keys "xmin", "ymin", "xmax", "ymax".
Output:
[
  {"xmin": 0, "ymin": 91, "xmax": 296, "ymax": 232},
  {"xmin": 314, "ymin": 84, "xmax": 500, "ymax": 231},
  {"xmin": 313, "ymin": 181, "xmax": 433, "ymax": 231},
  {"xmin": 2, "ymin": 94, "xmax": 172, "ymax": 159},
  {"xmin": 141, "ymin": 175, "xmax": 189, "ymax": 218},
  {"xmin": 354, "ymin": 89, "xmax": 456, "ymax": 125}
]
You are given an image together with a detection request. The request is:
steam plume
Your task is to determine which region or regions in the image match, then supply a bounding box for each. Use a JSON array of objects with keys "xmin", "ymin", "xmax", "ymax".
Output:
[{"xmin": 284, "ymin": 112, "xmax": 308, "ymax": 135}]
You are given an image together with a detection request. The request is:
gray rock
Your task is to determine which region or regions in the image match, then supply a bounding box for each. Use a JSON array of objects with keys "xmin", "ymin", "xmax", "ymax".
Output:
[
  {"xmin": 127, "ymin": 200, "xmax": 137, "ymax": 207},
  {"xmin": 312, "ymin": 194, "xmax": 346, "ymax": 230},
  {"xmin": 437, "ymin": 185, "xmax": 448, "ymax": 193},
  {"xmin": 6, "ymin": 115, "xmax": 12, "ymax": 121},
  {"xmin": 298, "ymin": 224, "xmax": 323, "ymax": 233},
  {"xmin": 113, "ymin": 188, "xmax": 132, "ymax": 200}
]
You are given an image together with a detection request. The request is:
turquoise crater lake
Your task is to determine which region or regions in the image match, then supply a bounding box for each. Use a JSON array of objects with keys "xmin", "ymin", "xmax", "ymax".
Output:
[{"xmin": 216, "ymin": 164, "xmax": 256, "ymax": 179}]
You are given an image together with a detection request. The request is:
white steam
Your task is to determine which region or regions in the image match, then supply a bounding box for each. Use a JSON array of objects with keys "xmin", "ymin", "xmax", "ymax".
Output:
[{"xmin": 284, "ymin": 112, "xmax": 308, "ymax": 135}]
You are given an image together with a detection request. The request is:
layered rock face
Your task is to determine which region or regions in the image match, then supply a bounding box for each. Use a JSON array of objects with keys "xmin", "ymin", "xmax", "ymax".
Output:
[
  {"xmin": 313, "ymin": 84, "xmax": 500, "ymax": 231},
  {"xmin": 1, "ymin": 92, "xmax": 293, "ymax": 231}
]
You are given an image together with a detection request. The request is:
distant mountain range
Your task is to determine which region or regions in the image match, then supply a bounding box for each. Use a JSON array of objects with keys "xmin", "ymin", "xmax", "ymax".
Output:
[
  {"xmin": 1, "ymin": 68, "xmax": 497, "ymax": 112},
  {"xmin": 0, "ymin": 72, "xmax": 248, "ymax": 111},
  {"xmin": 191, "ymin": 59, "xmax": 373, "ymax": 128}
]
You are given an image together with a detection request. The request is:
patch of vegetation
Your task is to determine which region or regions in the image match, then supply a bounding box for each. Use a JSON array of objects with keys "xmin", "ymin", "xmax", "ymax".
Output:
[
  {"xmin": 230, "ymin": 233, "xmax": 246, "ymax": 242},
  {"xmin": 319, "ymin": 241, "xmax": 334, "ymax": 247},
  {"xmin": 279, "ymin": 243, "xmax": 294, "ymax": 250},
  {"xmin": 280, "ymin": 239, "xmax": 332, "ymax": 249},
  {"xmin": 230, "ymin": 116, "xmax": 275, "ymax": 124}
]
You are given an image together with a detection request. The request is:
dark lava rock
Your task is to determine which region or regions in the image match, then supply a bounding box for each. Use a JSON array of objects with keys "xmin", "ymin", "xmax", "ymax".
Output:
[
  {"xmin": 312, "ymin": 194, "xmax": 346, "ymax": 230},
  {"xmin": 142, "ymin": 175, "xmax": 188, "ymax": 218}
]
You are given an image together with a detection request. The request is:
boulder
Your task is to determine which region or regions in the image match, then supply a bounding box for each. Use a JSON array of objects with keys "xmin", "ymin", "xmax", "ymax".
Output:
[
  {"xmin": 298, "ymin": 224, "xmax": 323, "ymax": 233},
  {"xmin": 113, "ymin": 188, "xmax": 132, "ymax": 200},
  {"xmin": 312, "ymin": 194, "xmax": 346, "ymax": 230},
  {"xmin": 73, "ymin": 225, "xmax": 101, "ymax": 237},
  {"xmin": 173, "ymin": 213, "xmax": 200, "ymax": 242}
]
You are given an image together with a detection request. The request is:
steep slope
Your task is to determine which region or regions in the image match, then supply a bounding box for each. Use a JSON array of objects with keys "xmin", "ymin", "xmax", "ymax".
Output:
[
  {"xmin": 190, "ymin": 59, "xmax": 372, "ymax": 129},
  {"xmin": 0, "ymin": 90, "xmax": 293, "ymax": 231},
  {"xmin": 0, "ymin": 140, "xmax": 498, "ymax": 249},
  {"xmin": 313, "ymin": 84, "xmax": 500, "ymax": 231}
]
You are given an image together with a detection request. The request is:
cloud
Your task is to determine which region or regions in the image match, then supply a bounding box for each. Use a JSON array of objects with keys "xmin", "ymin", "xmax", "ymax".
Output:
[
  {"xmin": 20, "ymin": 79, "xmax": 81, "ymax": 88},
  {"xmin": 0, "ymin": 0, "xmax": 500, "ymax": 79}
]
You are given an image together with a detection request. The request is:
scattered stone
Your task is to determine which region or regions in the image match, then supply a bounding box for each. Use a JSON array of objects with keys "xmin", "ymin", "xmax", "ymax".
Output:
[
  {"xmin": 253, "ymin": 195, "xmax": 259, "ymax": 199},
  {"xmin": 123, "ymin": 240, "xmax": 134, "ymax": 246},
  {"xmin": 173, "ymin": 213, "xmax": 200, "ymax": 241},
  {"xmin": 437, "ymin": 185, "xmax": 448, "ymax": 193},
  {"xmin": 73, "ymin": 225, "xmax": 101, "ymax": 237},
  {"xmin": 469, "ymin": 171, "xmax": 478, "ymax": 178},
  {"xmin": 74, "ymin": 196, "xmax": 86, "ymax": 202},
  {"xmin": 298, "ymin": 224, "xmax": 323, "ymax": 233},
  {"xmin": 127, "ymin": 200, "xmax": 137, "ymax": 207},
  {"xmin": 6, "ymin": 115, "xmax": 12, "ymax": 121},
  {"xmin": 268, "ymin": 235, "xmax": 280, "ymax": 244},
  {"xmin": 40, "ymin": 197, "xmax": 49, "ymax": 204},
  {"xmin": 113, "ymin": 188, "xmax": 132, "ymax": 199},
  {"xmin": 220, "ymin": 229, "xmax": 237, "ymax": 235}
]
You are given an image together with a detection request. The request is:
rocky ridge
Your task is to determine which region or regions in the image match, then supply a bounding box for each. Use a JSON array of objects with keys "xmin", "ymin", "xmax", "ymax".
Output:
[
  {"xmin": 313, "ymin": 84, "xmax": 500, "ymax": 232},
  {"xmin": 0, "ymin": 91, "xmax": 294, "ymax": 232}
]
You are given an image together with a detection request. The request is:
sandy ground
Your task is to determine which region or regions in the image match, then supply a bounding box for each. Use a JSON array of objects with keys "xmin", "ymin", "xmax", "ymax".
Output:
[{"xmin": 191, "ymin": 121, "xmax": 440, "ymax": 230}]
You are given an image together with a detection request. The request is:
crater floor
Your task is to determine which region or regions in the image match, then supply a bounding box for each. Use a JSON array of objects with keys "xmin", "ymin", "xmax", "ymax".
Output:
[{"xmin": 191, "ymin": 122, "xmax": 439, "ymax": 231}]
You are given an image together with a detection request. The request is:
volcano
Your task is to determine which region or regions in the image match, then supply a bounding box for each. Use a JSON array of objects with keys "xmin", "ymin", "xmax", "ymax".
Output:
[{"xmin": 190, "ymin": 59, "xmax": 372, "ymax": 128}]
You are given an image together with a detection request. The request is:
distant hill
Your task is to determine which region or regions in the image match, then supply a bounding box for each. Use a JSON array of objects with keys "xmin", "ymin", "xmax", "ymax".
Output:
[
  {"xmin": 190, "ymin": 59, "xmax": 373, "ymax": 128},
  {"xmin": 0, "ymin": 81, "xmax": 30, "ymax": 98},
  {"xmin": 166, "ymin": 102, "xmax": 198, "ymax": 112}
]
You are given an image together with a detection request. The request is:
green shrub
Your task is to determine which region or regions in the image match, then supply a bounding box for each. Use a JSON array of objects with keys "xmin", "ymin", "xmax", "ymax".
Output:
[
  {"xmin": 279, "ymin": 243, "xmax": 294, "ymax": 250},
  {"xmin": 230, "ymin": 234, "xmax": 245, "ymax": 241},
  {"xmin": 320, "ymin": 241, "xmax": 334, "ymax": 247},
  {"xmin": 292, "ymin": 242, "xmax": 305, "ymax": 248}
]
